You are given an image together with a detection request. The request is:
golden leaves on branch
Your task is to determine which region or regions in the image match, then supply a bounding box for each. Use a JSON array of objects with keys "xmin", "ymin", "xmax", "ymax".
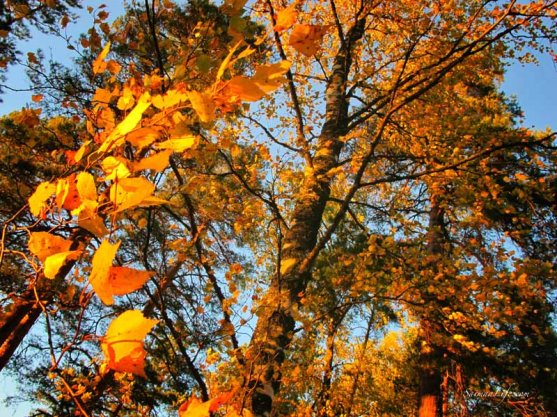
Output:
[
  {"xmin": 28, "ymin": 232, "xmax": 81, "ymax": 279},
  {"xmin": 101, "ymin": 310, "xmax": 158, "ymax": 376},
  {"xmin": 23, "ymin": 25, "xmax": 292, "ymax": 393}
]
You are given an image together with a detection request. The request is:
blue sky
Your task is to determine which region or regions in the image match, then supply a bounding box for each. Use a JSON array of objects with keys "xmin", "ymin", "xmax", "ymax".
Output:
[{"xmin": 503, "ymin": 54, "xmax": 557, "ymax": 130}]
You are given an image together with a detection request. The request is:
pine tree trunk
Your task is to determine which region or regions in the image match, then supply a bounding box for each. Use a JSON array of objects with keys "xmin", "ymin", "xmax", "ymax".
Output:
[
  {"xmin": 417, "ymin": 198, "xmax": 446, "ymax": 417},
  {"xmin": 418, "ymin": 342, "xmax": 443, "ymax": 417},
  {"xmin": 0, "ymin": 287, "xmax": 47, "ymax": 372}
]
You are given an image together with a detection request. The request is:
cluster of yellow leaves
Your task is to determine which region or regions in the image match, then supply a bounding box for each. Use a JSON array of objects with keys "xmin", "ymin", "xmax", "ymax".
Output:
[
  {"xmin": 28, "ymin": 232, "xmax": 81, "ymax": 279},
  {"xmin": 24, "ymin": 35, "xmax": 290, "ymax": 381}
]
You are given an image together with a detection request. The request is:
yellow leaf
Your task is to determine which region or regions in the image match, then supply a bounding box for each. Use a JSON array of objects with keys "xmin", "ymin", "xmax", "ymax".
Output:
[
  {"xmin": 74, "ymin": 140, "xmax": 92, "ymax": 163},
  {"xmin": 108, "ymin": 266, "xmax": 154, "ymax": 296},
  {"xmin": 188, "ymin": 90, "xmax": 215, "ymax": 123},
  {"xmin": 101, "ymin": 310, "xmax": 158, "ymax": 376},
  {"xmin": 154, "ymin": 137, "xmax": 197, "ymax": 152},
  {"xmin": 126, "ymin": 127, "xmax": 161, "ymax": 150},
  {"xmin": 216, "ymin": 40, "xmax": 242, "ymax": 82},
  {"xmin": 102, "ymin": 156, "xmax": 131, "ymax": 180},
  {"xmin": 289, "ymin": 24, "xmax": 329, "ymax": 57},
  {"xmin": 93, "ymin": 42, "xmax": 111, "ymax": 74},
  {"xmin": 133, "ymin": 150, "xmax": 172, "ymax": 172},
  {"xmin": 274, "ymin": 3, "xmax": 298, "ymax": 32},
  {"xmin": 117, "ymin": 88, "xmax": 135, "ymax": 111},
  {"xmin": 151, "ymin": 90, "xmax": 188, "ymax": 110},
  {"xmin": 110, "ymin": 177, "xmax": 167, "ymax": 213},
  {"xmin": 28, "ymin": 182, "xmax": 56, "ymax": 217},
  {"xmin": 44, "ymin": 250, "xmax": 81, "ymax": 279},
  {"xmin": 29, "ymin": 232, "xmax": 72, "ymax": 262},
  {"xmin": 76, "ymin": 172, "xmax": 97, "ymax": 201},
  {"xmin": 89, "ymin": 240, "xmax": 120, "ymax": 305},
  {"xmin": 280, "ymin": 258, "xmax": 297, "ymax": 275},
  {"xmin": 99, "ymin": 93, "xmax": 151, "ymax": 153},
  {"xmin": 74, "ymin": 200, "xmax": 108, "ymax": 237}
]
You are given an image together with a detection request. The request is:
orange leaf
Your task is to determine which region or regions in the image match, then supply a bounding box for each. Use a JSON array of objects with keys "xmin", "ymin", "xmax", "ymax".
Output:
[
  {"xmin": 188, "ymin": 90, "xmax": 215, "ymax": 123},
  {"xmin": 153, "ymin": 137, "xmax": 197, "ymax": 153},
  {"xmin": 101, "ymin": 310, "xmax": 158, "ymax": 376},
  {"xmin": 89, "ymin": 240, "xmax": 120, "ymax": 305},
  {"xmin": 28, "ymin": 181, "xmax": 56, "ymax": 217},
  {"xmin": 274, "ymin": 3, "xmax": 298, "ymax": 32},
  {"xmin": 76, "ymin": 172, "xmax": 97, "ymax": 201},
  {"xmin": 28, "ymin": 232, "xmax": 72, "ymax": 262},
  {"xmin": 225, "ymin": 77, "xmax": 266, "ymax": 102},
  {"xmin": 56, "ymin": 174, "xmax": 81, "ymax": 211},
  {"xmin": 108, "ymin": 266, "xmax": 154, "ymax": 296},
  {"xmin": 223, "ymin": 61, "xmax": 290, "ymax": 102},
  {"xmin": 132, "ymin": 150, "xmax": 172, "ymax": 172},
  {"xmin": 252, "ymin": 61, "xmax": 291, "ymax": 93},
  {"xmin": 74, "ymin": 200, "xmax": 108, "ymax": 237},
  {"xmin": 31, "ymin": 94, "xmax": 43, "ymax": 103},
  {"xmin": 109, "ymin": 177, "xmax": 167, "ymax": 213},
  {"xmin": 99, "ymin": 93, "xmax": 151, "ymax": 153},
  {"xmin": 289, "ymin": 24, "xmax": 329, "ymax": 57},
  {"xmin": 126, "ymin": 127, "xmax": 161, "ymax": 150}
]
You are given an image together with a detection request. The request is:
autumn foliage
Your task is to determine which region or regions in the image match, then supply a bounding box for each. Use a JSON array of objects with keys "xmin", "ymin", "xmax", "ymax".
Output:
[{"xmin": 1, "ymin": 1, "xmax": 557, "ymax": 417}]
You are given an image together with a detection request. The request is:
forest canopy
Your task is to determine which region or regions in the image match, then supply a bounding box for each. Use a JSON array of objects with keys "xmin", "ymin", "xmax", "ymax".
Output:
[{"xmin": 0, "ymin": 1, "xmax": 556, "ymax": 417}]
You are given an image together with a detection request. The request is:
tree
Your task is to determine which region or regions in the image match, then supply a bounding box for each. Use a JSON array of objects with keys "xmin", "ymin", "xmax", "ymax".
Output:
[{"xmin": 1, "ymin": 1, "xmax": 556, "ymax": 416}]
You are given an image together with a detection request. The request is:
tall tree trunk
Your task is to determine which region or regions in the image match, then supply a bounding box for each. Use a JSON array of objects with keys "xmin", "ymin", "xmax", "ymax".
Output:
[
  {"xmin": 418, "ymin": 198, "xmax": 446, "ymax": 417},
  {"xmin": 239, "ymin": 18, "xmax": 367, "ymax": 417}
]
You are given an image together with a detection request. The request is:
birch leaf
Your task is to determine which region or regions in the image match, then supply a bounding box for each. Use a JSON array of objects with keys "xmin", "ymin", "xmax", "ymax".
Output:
[
  {"xmin": 154, "ymin": 137, "xmax": 197, "ymax": 152},
  {"xmin": 76, "ymin": 172, "xmax": 97, "ymax": 201},
  {"xmin": 110, "ymin": 177, "xmax": 167, "ymax": 213},
  {"xmin": 188, "ymin": 90, "xmax": 215, "ymax": 123}
]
